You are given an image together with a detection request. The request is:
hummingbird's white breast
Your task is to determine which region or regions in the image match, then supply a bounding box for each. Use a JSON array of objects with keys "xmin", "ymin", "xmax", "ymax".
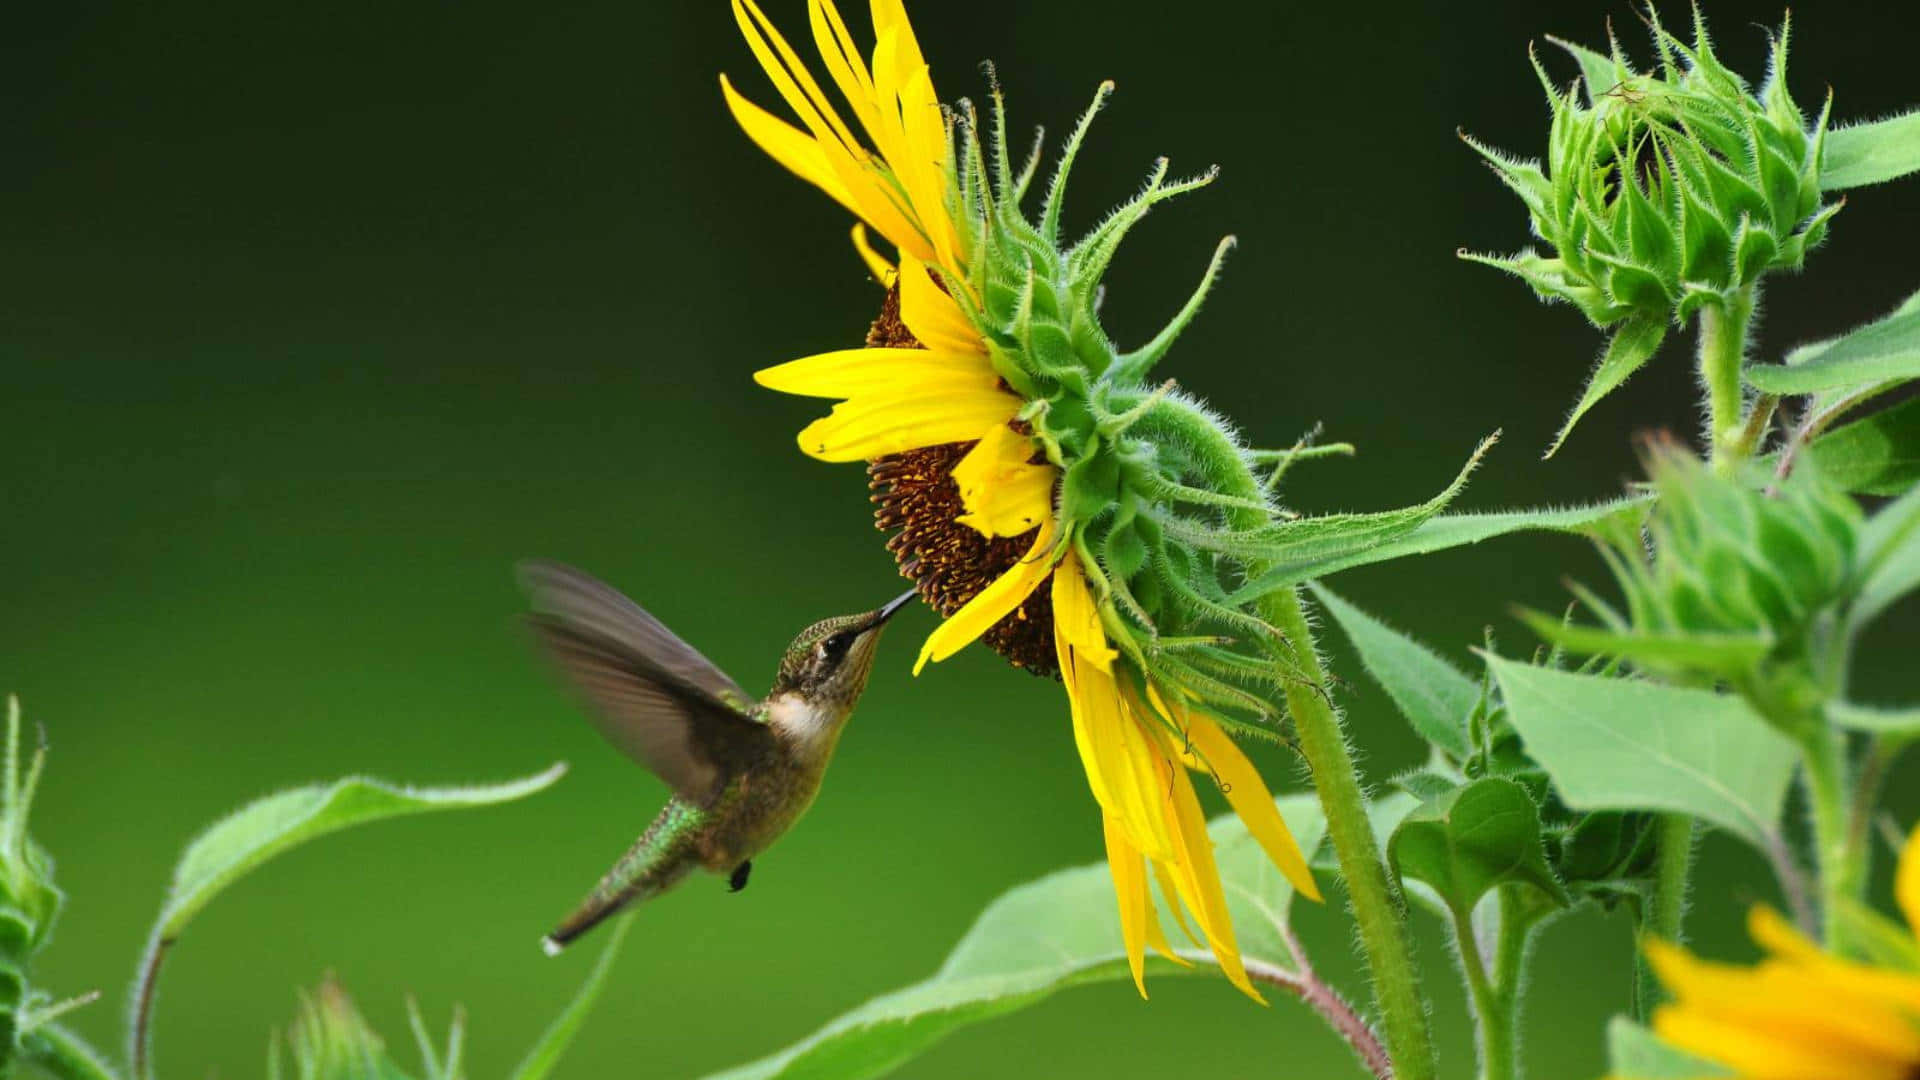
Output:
[{"xmin": 765, "ymin": 692, "xmax": 844, "ymax": 763}]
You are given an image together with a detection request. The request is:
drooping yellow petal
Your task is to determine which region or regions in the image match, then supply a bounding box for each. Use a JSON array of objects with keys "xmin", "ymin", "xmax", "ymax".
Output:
[
  {"xmin": 754, "ymin": 347, "xmax": 994, "ymax": 398},
  {"xmin": 897, "ymin": 256, "xmax": 983, "ymax": 356},
  {"xmin": 1746, "ymin": 906, "xmax": 1920, "ymax": 1013},
  {"xmin": 796, "ymin": 387, "xmax": 1021, "ymax": 462},
  {"xmin": 1654, "ymin": 1004, "xmax": 1914, "ymax": 1080},
  {"xmin": 1178, "ymin": 708, "xmax": 1322, "ymax": 903},
  {"xmin": 1049, "ymin": 555, "xmax": 1117, "ymax": 672},
  {"xmin": 954, "ymin": 425, "xmax": 1055, "ymax": 539},
  {"xmin": 1160, "ymin": 762, "xmax": 1263, "ymax": 1003},
  {"xmin": 850, "ymin": 223, "xmax": 895, "ymax": 285},
  {"xmin": 1899, "ymin": 822, "xmax": 1920, "ymax": 938},
  {"xmin": 1150, "ymin": 860, "xmax": 1203, "ymax": 949},
  {"xmin": 1104, "ymin": 814, "xmax": 1153, "ymax": 998},
  {"xmin": 1647, "ymin": 940, "xmax": 1920, "ymax": 1059},
  {"xmin": 915, "ymin": 516, "xmax": 1060, "ymax": 671}
]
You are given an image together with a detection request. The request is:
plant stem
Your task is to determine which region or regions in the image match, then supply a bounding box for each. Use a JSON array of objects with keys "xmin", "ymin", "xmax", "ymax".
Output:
[
  {"xmin": 1151, "ymin": 397, "xmax": 1435, "ymax": 1080},
  {"xmin": 1634, "ymin": 814, "xmax": 1695, "ymax": 1018},
  {"xmin": 1698, "ymin": 289, "xmax": 1756, "ymax": 474},
  {"xmin": 1183, "ymin": 946, "xmax": 1394, "ymax": 1080},
  {"xmin": 1451, "ymin": 905, "xmax": 1514, "ymax": 1080},
  {"xmin": 1801, "ymin": 726, "xmax": 1866, "ymax": 948}
]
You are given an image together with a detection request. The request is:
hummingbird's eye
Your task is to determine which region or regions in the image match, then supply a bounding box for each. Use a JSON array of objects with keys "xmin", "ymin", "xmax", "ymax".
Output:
[{"xmin": 820, "ymin": 631, "xmax": 854, "ymax": 663}]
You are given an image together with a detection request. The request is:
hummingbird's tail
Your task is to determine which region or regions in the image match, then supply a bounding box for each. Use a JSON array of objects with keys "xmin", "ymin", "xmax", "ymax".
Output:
[{"xmin": 540, "ymin": 805, "xmax": 702, "ymax": 955}]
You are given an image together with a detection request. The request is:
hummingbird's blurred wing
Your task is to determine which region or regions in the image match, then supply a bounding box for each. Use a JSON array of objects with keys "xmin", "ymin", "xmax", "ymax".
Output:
[{"xmin": 519, "ymin": 560, "xmax": 772, "ymax": 806}]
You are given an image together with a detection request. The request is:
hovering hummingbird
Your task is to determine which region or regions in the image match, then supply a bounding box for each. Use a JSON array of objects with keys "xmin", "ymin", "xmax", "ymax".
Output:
[{"xmin": 519, "ymin": 560, "xmax": 914, "ymax": 954}]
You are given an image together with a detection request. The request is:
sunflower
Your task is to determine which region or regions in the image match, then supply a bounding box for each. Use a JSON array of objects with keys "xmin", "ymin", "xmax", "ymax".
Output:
[
  {"xmin": 1623, "ymin": 823, "xmax": 1920, "ymax": 1080},
  {"xmin": 725, "ymin": 0, "xmax": 1321, "ymax": 999}
]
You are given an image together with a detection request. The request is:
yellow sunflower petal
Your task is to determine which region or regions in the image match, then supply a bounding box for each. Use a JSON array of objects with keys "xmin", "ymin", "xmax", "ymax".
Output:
[
  {"xmin": 1161, "ymin": 763, "xmax": 1263, "ymax": 1003},
  {"xmin": 1178, "ymin": 708, "xmax": 1322, "ymax": 903},
  {"xmin": 734, "ymin": 0, "xmax": 861, "ymax": 161},
  {"xmin": 807, "ymin": 0, "xmax": 881, "ymax": 142},
  {"xmin": 954, "ymin": 426, "xmax": 1055, "ymax": 539},
  {"xmin": 1899, "ymin": 822, "xmax": 1920, "ymax": 938},
  {"xmin": 1103, "ymin": 814, "xmax": 1152, "ymax": 998},
  {"xmin": 754, "ymin": 347, "xmax": 993, "ymax": 398},
  {"xmin": 1747, "ymin": 906, "xmax": 1920, "ymax": 1013},
  {"xmin": 1049, "ymin": 554, "xmax": 1117, "ymax": 672},
  {"xmin": 850, "ymin": 223, "xmax": 895, "ymax": 285},
  {"xmin": 915, "ymin": 516, "xmax": 1060, "ymax": 671},
  {"xmin": 797, "ymin": 387, "xmax": 1021, "ymax": 462},
  {"xmin": 1060, "ymin": 654, "xmax": 1179, "ymax": 861},
  {"xmin": 720, "ymin": 74, "xmax": 860, "ymax": 217},
  {"xmin": 898, "ymin": 256, "xmax": 983, "ymax": 356},
  {"xmin": 1149, "ymin": 859, "xmax": 1203, "ymax": 951},
  {"xmin": 1653, "ymin": 1004, "xmax": 1916, "ymax": 1080}
]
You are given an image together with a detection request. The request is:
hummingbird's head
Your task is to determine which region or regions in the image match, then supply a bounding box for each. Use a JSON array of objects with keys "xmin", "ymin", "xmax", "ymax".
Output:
[{"xmin": 771, "ymin": 589, "xmax": 916, "ymax": 710}]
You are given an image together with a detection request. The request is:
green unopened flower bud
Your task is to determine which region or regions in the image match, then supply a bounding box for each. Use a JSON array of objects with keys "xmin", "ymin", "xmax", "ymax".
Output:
[
  {"xmin": 1467, "ymin": 9, "xmax": 1836, "ymax": 325},
  {"xmin": 0, "ymin": 696, "xmax": 62, "ymax": 1050},
  {"xmin": 1461, "ymin": 9, "xmax": 1841, "ymax": 455},
  {"xmin": 1607, "ymin": 440, "xmax": 1858, "ymax": 657},
  {"xmin": 284, "ymin": 977, "xmax": 415, "ymax": 1080}
]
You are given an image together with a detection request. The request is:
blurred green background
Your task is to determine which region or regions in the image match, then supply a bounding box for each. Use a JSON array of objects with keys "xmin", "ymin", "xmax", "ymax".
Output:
[{"xmin": 6, "ymin": 1, "xmax": 1918, "ymax": 1076}]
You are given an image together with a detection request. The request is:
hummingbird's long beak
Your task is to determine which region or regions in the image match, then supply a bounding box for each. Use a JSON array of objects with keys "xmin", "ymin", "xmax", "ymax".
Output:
[{"xmin": 868, "ymin": 588, "xmax": 918, "ymax": 630}]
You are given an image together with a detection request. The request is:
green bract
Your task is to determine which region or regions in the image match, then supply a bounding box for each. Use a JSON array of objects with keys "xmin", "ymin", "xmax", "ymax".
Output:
[
  {"xmin": 1463, "ymin": 10, "xmax": 1839, "ymax": 454},
  {"xmin": 942, "ymin": 83, "xmax": 1502, "ymax": 733},
  {"xmin": 1534, "ymin": 442, "xmax": 1860, "ymax": 704}
]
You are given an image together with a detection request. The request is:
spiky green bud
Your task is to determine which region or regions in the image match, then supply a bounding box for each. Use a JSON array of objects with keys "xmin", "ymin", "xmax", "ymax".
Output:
[
  {"xmin": 1462, "ymin": 9, "xmax": 1840, "ymax": 453},
  {"xmin": 0, "ymin": 697, "xmax": 64, "ymax": 1064}
]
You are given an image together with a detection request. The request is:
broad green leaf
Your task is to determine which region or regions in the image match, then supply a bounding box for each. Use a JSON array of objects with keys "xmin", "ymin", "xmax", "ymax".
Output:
[
  {"xmin": 1829, "ymin": 701, "xmax": 1920, "ymax": 736},
  {"xmin": 1228, "ymin": 497, "xmax": 1648, "ymax": 605},
  {"xmin": 510, "ymin": 913, "xmax": 632, "ymax": 1080},
  {"xmin": 1486, "ymin": 657, "xmax": 1797, "ymax": 850},
  {"xmin": 1547, "ymin": 314, "xmax": 1670, "ymax": 458},
  {"xmin": 701, "ymin": 798, "xmax": 1328, "ymax": 1080},
  {"xmin": 1606, "ymin": 1017, "xmax": 1731, "ymax": 1078},
  {"xmin": 158, "ymin": 766, "xmax": 565, "ymax": 939},
  {"xmin": 1855, "ymin": 481, "xmax": 1920, "ymax": 626},
  {"xmin": 1517, "ymin": 608, "xmax": 1771, "ymax": 680},
  {"xmin": 1809, "ymin": 396, "xmax": 1920, "ymax": 495},
  {"xmin": 131, "ymin": 765, "xmax": 565, "ymax": 1079},
  {"xmin": 1312, "ymin": 584, "xmax": 1475, "ymax": 758},
  {"xmin": 1746, "ymin": 289, "xmax": 1920, "ymax": 395},
  {"xmin": 1823, "ymin": 110, "xmax": 1920, "ymax": 190},
  {"xmin": 1388, "ymin": 778, "xmax": 1565, "ymax": 919}
]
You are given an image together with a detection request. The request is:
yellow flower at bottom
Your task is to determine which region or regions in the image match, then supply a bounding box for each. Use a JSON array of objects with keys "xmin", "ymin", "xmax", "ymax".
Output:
[{"xmin": 1623, "ymin": 823, "xmax": 1920, "ymax": 1080}]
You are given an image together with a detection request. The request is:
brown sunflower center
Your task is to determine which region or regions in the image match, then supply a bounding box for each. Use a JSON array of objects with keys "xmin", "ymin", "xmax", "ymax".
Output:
[{"xmin": 864, "ymin": 286, "xmax": 1058, "ymax": 678}]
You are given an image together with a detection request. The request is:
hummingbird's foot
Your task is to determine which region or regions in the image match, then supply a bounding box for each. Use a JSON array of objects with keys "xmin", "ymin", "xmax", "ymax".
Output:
[{"xmin": 729, "ymin": 860, "xmax": 752, "ymax": 893}]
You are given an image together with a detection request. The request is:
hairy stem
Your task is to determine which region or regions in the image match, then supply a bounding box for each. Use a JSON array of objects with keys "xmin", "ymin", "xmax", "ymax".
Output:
[
  {"xmin": 1698, "ymin": 290, "xmax": 1756, "ymax": 474},
  {"xmin": 1634, "ymin": 814, "xmax": 1695, "ymax": 1018},
  {"xmin": 1451, "ymin": 905, "xmax": 1514, "ymax": 1080},
  {"xmin": 1801, "ymin": 727, "xmax": 1866, "ymax": 948},
  {"xmin": 1152, "ymin": 397, "xmax": 1436, "ymax": 1080},
  {"xmin": 1179, "ymin": 949, "xmax": 1393, "ymax": 1080}
]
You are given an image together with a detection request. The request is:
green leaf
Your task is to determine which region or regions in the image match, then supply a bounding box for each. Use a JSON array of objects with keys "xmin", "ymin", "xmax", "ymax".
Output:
[
  {"xmin": 1606, "ymin": 1017, "xmax": 1731, "ymax": 1078},
  {"xmin": 1547, "ymin": 315, "xmax": 1670, "ymax": 458},
  {"xmin": 1855, "ymin": 481, "xmax": 1920, "ymax": 627},
  {"xmin": 1311, "ymin": 584, "xmax": 1475, "ymax": 758},
  {"xmin": 1486, "ymin": 657, "xmax": 1797, "ymax": 850},
  {"xmin": 1809, "ymin": 396, "xmax": 1920, "ymax": 495},
  {"xmin": 1828, "ymin": 701, "xmax": 1920, "ymax": 736},
  {"xmin": 1823, "ymin": 110, "xmax": 1920, "ymax": 190},
  {"xmin": 699, "ymin": 797, "xmax": 1329, "ymax": 1080},
  {"xmin": 1746, "ymin": 289, "xmax": 1920, "ymax": 394},
  {"xmin": 510, "ymin": 912, "xmax": 632, "ymax": 1080},
  {"xmin": 130, "ymin": 765, "xmax": 565, "ymax": 1079},
  {"xmin": 1389, "ymin": 777, "xmax": 1565, "ymax": 919},
  {"xmin": 1227, "ymin": 497, "xmax": 1648, "ymax": 605}
]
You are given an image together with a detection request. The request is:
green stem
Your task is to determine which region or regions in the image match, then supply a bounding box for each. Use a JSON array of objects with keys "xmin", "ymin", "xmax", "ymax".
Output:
[
  {"xmin": 1802, "ymin": 726, "xmax": 1866, "ymax": 948},
  {"xmin": 1452, "ymin": 905, "xmax": 1514, "ymax": 1080},
  {"xmin": 1150, "ymin": 398, "xmax": 1435, "ymax": 1080},
  {"xmin": 1698, "ymin": 289, "xmax": 1756, "ymax": 474},
  {"xmin": 1634, "ymin": 814, "xmax": 1695, "ymax": 1019}
]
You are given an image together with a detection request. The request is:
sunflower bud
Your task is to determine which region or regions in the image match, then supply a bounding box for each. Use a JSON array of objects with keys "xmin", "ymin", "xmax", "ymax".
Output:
[
  {"xmin": 1463, "ymin": 10, "xmax": 1840, "ymax": 453},
  {"xmin": 1556, "ymin": 440, "xmax": 1860, "ymax": 701}
]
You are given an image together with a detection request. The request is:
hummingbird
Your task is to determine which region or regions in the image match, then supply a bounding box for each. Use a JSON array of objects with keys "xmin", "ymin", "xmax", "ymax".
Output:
[{"xmin": 518, "ymin": 560, "xmax": 914, "ymax": 954}]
